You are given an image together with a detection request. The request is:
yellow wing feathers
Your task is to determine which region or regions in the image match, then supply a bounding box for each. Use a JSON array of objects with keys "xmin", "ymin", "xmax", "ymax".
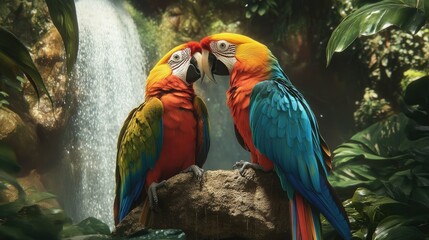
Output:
[{"xmin": 117, "ymin": 98, "xmax": 163, "ymax": 171}]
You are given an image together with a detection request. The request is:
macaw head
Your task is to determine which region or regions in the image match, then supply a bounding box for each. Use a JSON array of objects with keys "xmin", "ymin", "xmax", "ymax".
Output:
[
  {"xmin": 146, "ymin": 41, "xmax": 204, "ymax": 91},
  {"xmin": 200, "ymin": 33, "xmax": 273, "ymax": 83}
]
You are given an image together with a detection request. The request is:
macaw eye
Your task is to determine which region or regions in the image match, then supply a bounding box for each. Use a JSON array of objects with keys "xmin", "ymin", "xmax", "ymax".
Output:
[
  {"xmin": 170, "ymin": 52, "xmax": 183, "ymax": 63},
  {"xmin": 217, "ymin": 40, "xmax": 229, "ymax": 51}
]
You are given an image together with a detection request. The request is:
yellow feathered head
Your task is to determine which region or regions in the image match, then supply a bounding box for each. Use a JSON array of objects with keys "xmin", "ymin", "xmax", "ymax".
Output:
[
  {"xmin": 200, "ymin": 33, "xmax": 272, "ymax": 82},
  {"xmin": 145, "ymin": 41, "xmax": 204, "ymax": 91}
]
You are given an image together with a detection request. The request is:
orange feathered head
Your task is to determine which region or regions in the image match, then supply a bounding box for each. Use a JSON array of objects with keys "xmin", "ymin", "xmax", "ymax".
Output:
[
  {"xmin": 146, "ymin": 41, "xmax": 203, "ymax": 91},
  {"xmin": 200, "ymin": 33, "xmax": 272, "ymax": 82}
]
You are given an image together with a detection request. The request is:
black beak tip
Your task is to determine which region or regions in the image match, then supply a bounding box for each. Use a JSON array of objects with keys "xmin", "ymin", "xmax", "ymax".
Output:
[{"xmin": 208, "ymin": 52, "xmax": 216, "ymax": 73}]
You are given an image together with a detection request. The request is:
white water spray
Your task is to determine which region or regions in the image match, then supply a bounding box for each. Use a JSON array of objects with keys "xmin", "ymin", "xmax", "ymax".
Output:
[{"xmin": 57, "ymin": 0, "xmax": 145, "ymax": 228}]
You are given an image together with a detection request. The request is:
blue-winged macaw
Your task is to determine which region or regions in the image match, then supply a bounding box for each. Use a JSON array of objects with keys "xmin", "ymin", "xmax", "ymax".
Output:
[
  {"xmin": 113, "ymin": 42, "xmax": 210, "ymax": 226},
  {"xmin": 200, "ymin": 33, "xmax": 350, "ymax": 240}
]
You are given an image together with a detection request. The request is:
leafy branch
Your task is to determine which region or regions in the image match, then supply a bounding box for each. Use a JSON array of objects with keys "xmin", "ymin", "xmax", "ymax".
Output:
[
  {"xmin": 324, "ymin": 77, "xmax": 429, "ymax": 239},
  {"xmin": 326, "ymin": 0, "xmax": 427, "ymax": 65},
  {"xmin": 0, "ymin": 0, "xmax": 79, "ymax": 107}
]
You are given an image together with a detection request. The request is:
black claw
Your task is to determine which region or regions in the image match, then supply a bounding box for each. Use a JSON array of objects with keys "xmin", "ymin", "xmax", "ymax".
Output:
[
  {"xmin": 197, "ymin": 169, "xmax": 204, "ymax": 181},
  {"xmin": 148, "ymin": 181, "xmax": 166, "ymax": 210},
  {"xmin": 183, "ymin": 165, "xmax": 205, "ymax": 182},
  {"xmin": 233, "ymin": 160, "xmax": 264, "ymax": 176},
  {"xmin": 232, "ymin": 160, "xmax": 246, "ymax": 170}
]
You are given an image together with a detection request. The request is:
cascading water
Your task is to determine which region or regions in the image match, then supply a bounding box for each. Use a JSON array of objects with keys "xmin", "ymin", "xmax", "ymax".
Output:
[{"xmin": 55, "ymin": 0, "xmax": 146, "ymax": 228}]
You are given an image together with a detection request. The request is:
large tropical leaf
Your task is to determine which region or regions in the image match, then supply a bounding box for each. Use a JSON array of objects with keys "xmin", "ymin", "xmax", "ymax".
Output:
[
  {"xmin": 45, "ymin": 0, "xmax": 79, "ymax": 74},
  {"xmin": 0, "ymin": 169, "xmax": 25, "ymax": 201},
  {"xmin": 328, "ymin": 110, "xmax": 429, "ymax": 238},
  {"xmin": 61, "ymin": 217, "xmax": 110, "ymax": 238},
  {"xmin": 0, "ymin": 91, "xmax": 9, "ymax": 107},
  {"xmin": 0, "ymin": 143, "xmax": 20, "ymax": 175},
  {"xmin": 24, "ymin": 187, "xmax": 57, "ymax": 205},
  {"xmin": 402, "ymin": 76, "xmax": 429, "ymax": 125},
  {"xmin": 0, "ymin": 27, "xmax": 52, "ymax": 103},
  {"xmin": 0, "ymin": 205, "xmax": 67, "ymax": 240},
  {"xmin": 0, "ymin": 144, "xmax": 25, "ymax": 200},
  {"xmin": 330, "ymin": 114, "xmax": 411, "ymax": 193},
  {"xmin": 322, "ymin": 188, "xmax": 429, "ymax": 239},
  {"xmin": 326, "ymin": 0, "xmax": 427, "ymax": 65}
]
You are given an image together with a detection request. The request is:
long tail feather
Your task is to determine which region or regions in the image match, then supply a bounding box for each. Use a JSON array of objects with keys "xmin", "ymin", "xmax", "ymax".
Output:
[
  {"xmin": 287, "ymin": 173, "xmax": 351, "ymax": 240},
  {"xmin": 291, "ymin": 193, "xmax": 321, "ymax": 240},
  {"xmin": 139, "ymin": 197, "xmax": 152, "ymax": 228},
  {"xmin": 113, "ymin": 193, "xmax": 120, "ymax": 225}
]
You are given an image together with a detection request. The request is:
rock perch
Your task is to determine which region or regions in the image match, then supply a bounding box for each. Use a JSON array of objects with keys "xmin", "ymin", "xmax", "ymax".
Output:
[{"xmin": 114, "ymin": 169, "xmax": 290, "ymax": 239}]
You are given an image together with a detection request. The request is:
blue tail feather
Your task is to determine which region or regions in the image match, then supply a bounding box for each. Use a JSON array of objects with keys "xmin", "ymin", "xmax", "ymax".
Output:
[{"xmin": 288, "ymin": 174, "xmax": 351, "ymax": 240}]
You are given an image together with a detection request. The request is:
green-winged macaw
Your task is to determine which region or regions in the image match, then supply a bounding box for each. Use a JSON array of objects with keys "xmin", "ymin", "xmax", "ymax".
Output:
[
  {"xmin": 200, "ymin": 33, "xmax": 350, "ymax": 240},
  {"xmin": 113, "ymin": 42, "xmax": 210, "ymax": 226}
]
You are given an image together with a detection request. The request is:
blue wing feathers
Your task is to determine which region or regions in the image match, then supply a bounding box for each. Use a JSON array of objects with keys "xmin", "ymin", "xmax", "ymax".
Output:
[
  {"xmin": 119, "ymin": 175, "xmax": 145, "ymax": 220},
  {"xmin": 249, "ymin": 79, "xmax": 351, "ymax": 240}
]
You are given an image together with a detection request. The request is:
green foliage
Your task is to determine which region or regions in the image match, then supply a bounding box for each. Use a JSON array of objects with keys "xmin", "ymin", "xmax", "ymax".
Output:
[
  {"xmin": 0, "ymin": 143, "xmax": 113, "ymax": 239},
  {"xmin": 243, "ymin": 0, "xmax": 277, "ymax": 18},
  {"xmin": 0, "ymin": 74, "xmax": 25, "ymax": 107},
  {"xmin": 0, "ymin": 144, "xmax": 66, "ymax": 240},
  {"xmin": 0, "ymin": 0, "xmax": 78, "ymax": 106},
  {"xmin": 0, "ymin": 91, "xmax": 8, "ymax": 107},
  {"xmin": 360, "ymin": 28, "xmax": 429, "ymax": 83},
  {"xmin": 0, "ymin": 144, "xmax": 20, "ymax": 174},
  {"xmin": 61, "ymin": 217, "xmax": 110, "ymax": 238},
  {"xmin": 327, "ymin": 0, "xmax": 427, "ymax": 65},
  {"xmin": 124, "ymin": 2, "xmax": 161, "ymax": 67},
  {"xmin": 325, "ymin": 78, "xmax": 429, "ymax": 238},
  {"xmin": 0, "ymin": 27, "xmax": 52, "ymax": 104},
  {"xmin": 354, "ymin": 88, "xmax": 392, "ymax": 129},
  {"xmin": 130, "ymin": 229, "xmax": 186, "ymax": 239},
  {"xmin": 329, "ymin": 113, "xmax": 423, "ymax": 194},
  {"xmin": 0, "ymin": 143, "xmax": 24, "ymax": 201},
  {"xmin": 0, "ymin": 205, "xmax": 67, "ymax": 240},
  {"xmin": 401, "ymin": 69, "xmax": 427, "ymax": 91},
  {"xmin": 351, "ymin": 25, "xmax": 429, "ymax": 128},
  {"xmin": 45, "ymin": 0, "xmax": 79, "ymax": 74},
  {"xmin": 323, "ymin": 188, "xmax": 429, "ymax": 239},
  {"xmin": 326, "ymin": 114, "xmax": 429, "ymax": 238},
  {"xmin": 402, "ymin": 76, "xmax": 429, "ymax": 125}
]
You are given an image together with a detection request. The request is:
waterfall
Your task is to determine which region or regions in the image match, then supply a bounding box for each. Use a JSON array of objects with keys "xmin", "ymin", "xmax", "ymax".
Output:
[{"xmin": 56, "ymin": 0, "xmax": 146, "ymax": 228}]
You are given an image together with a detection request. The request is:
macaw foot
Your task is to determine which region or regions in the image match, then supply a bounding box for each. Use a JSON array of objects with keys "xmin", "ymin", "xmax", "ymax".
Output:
[
  {"xmin": 148, "ymin": 180, "xmax": 166, "ymax": 210},
  {"xmin": 182, "ymin": 164, "xmax": 204, "ymax": 181},
  {"xmin": 233, "ymin": 160, "xmax": 265, "ymax": 176}
]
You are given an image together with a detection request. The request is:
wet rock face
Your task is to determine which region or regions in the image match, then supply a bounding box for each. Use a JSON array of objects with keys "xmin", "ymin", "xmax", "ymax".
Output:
[
  {"xmin": 114, "ymin": 169, "xmax": 290, "ymax": 240},
  {"xmin": 24, "ymin": 26, "xmax": 73, "ymax": 135},
  {"xmin": 0, "ymin": 1, "xmax": 67, "ymax": 171},
  {"xmin": 0, "ymin": 107, "xmax": 38, "ymax": 167},
  {"xmin": 1, "ymin": 1, "xmax": 69, "ymax": 135},
  {"xmin": 154, "ymin": 2, "xmax": 203, "ymax": 56}
]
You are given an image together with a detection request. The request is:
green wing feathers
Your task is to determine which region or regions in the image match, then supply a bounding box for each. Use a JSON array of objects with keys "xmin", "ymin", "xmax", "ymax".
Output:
[
  {"xmin": 114, "ymin": 97, "xmax": 164, "ymax": 225},
  {"xmin": 193, "ymin": 96, "xmax": 210, "ymax": 168}
]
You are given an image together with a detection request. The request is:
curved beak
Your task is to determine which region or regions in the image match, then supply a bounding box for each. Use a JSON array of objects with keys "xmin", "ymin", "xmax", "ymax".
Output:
[
  {"xmin": 202, "ymin": 49, "xmax": 216, "ymax": 83},
  {"xmin": 186, "ymin": 52, "xmax": 204, "ymax": 84}
]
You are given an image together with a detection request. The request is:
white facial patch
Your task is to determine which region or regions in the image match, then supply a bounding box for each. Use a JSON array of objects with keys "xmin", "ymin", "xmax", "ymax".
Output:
[
  {"xmin": 169, "ymin": 48, "xmax": 191, "ymax": 82},
  {"xmin": 216, "ymin": 54, "xmax": 236, "ymax": 74},
  {"xmin": 210, "ymin": 40, "xmax": 237, "ymax": 73}
]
